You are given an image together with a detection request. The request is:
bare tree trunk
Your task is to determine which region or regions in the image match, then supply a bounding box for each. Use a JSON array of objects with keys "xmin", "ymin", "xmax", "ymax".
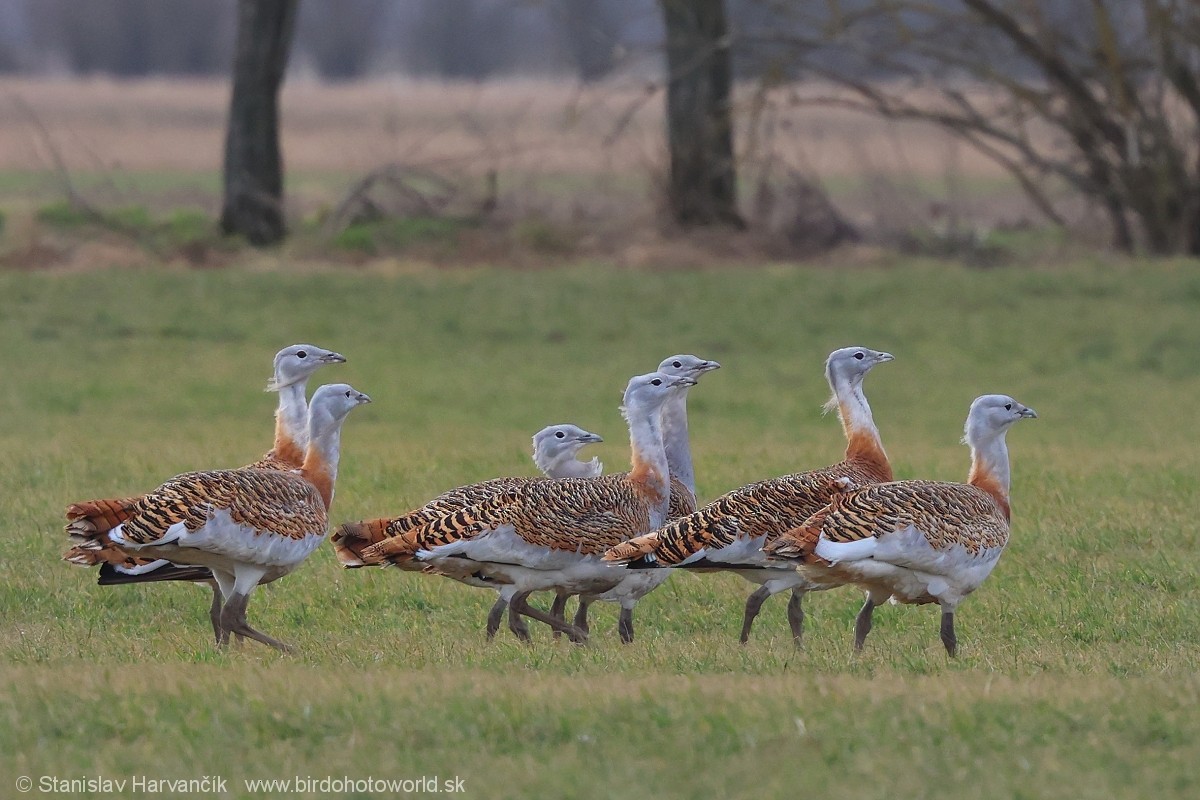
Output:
[
  {"xmin": 220, "ymin": 0, "xmax": 298, "ymax": 246},
  {"xmin": 659, "ymin": 0, "xmax": 743, "ymax": 228}
]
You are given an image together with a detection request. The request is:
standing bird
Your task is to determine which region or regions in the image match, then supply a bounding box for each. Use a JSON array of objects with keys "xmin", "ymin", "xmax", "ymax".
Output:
[
  {"xmin": 766, "ymin": 394, "xmax": 1037, "ymax": 656},
  {"xmin": 604, "ymin": 347, "xmax": 894, "ymax": 646},
  {"xmin": 359, "ymin": 372, "xmax": 693, "ymax": 643},
  {"xmin": 68, "ymin": 384, "xmax": 371, "ymax": 651},
  {"xmin": 560, "ymin": 353, "xmax": 720, "ymax": 641},
  {"xmin": 331, "ymin": 423, "xmax": 604, "ymax": 639},
  {"xmin": 330, "ymin": 422, "xmax": 605, "ymax": 566},
  {"xmin": 63, "ymin": 344, "xmax": 346, "ymax": 642}
]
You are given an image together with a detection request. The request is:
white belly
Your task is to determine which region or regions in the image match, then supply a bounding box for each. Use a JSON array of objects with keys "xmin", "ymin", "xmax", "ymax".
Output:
[{"xmin": 111, "ymin": 510, "xmax": 325, "ymax": 573}]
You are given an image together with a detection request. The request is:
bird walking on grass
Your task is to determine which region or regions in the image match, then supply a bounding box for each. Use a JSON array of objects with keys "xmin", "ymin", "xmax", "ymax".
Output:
[
  {"xmin": 604, "ymin": 347, "xmax": 894, "ymax": 646},
  {"xmin": 357, "ymin": 372, "xmax": 692, "ymax": 644},
  {"xmin": 560, "ymin": 353, "xmax": 719, "ymax": 642},
  {"xmin": 63, "ymin": 344, "xmax": 346, "ymax": 642},
  {"xmin": 765, "ymin": 394, "xmax": 1037, "ymax": 656},
  {"xmin": 332, "ymin": 422, "xmax": 604, "ymax": 636},
  {"xmin": 66, "ymin": 384, "xmax": 371, "ymax": 652}
]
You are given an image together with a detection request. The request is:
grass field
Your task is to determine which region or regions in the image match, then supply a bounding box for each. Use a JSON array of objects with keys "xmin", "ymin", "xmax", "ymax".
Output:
[{"xmin": 2, "ymin": 261, "xmax": 1199, "ymax": 798}]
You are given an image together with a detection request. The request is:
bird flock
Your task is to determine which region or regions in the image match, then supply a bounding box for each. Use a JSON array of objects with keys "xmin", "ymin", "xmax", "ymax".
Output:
[{"xmin": 63, "ymin": 344, "xmax": 1036, "ymax": 656}]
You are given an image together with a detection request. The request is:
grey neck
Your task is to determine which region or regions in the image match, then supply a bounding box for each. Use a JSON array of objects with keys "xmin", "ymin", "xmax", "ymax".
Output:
[
  {"xmin": 661, "ymin": 389, "xmax": 696, "ymax": 501},
  {"xmin": 276, "ymin": 380, "xmax": 310, "ymax": 450},
  {"xmin": 626, "ymin": 405, "xmax": 671, "ymax": 530}
]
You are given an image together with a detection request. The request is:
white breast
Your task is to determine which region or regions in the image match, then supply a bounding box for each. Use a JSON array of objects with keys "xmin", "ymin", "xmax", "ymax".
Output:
[{"xmin": 112, "ymin": 510, "xmax": 325, "ymax": 572}]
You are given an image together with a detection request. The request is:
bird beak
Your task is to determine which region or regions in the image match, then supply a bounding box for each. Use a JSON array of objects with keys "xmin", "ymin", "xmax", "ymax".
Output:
[
  {"xmin": 701, "ymin": 360, "xmax": 721, "ymax": 372},
  {"xmin": 877, "ymin": 352, "xmax": 895, "ymax": 363},
  {"xmin": 356, "ymin": 392, "xmax": 372, "ymax": 404},
  {"xmin": 672, "ymin": 376, "xmax": 698, "ymax": 388},
  {"xmin": 580, "ymin": 433, "xmax": 604, "ymax": 444},
  {"xmin": 1019, "ymin": 406, "xmax": 1037, "ymax": 419},
  {"xmin": 321, "ymin": 352, "xmax": 347, "ymax": 364}
]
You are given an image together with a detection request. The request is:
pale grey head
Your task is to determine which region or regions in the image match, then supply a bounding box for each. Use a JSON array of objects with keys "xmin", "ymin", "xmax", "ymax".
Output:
[
  {"xmin": 533, "ymin": 424, "xmax": 604, "ymax": 457},
  {"xmin": 823, "ymin": 346, "xmax": 894, "ymax": 410},
  {"xmin": 307, "ymin": 383, "xmax": 371, "ymax": 435},
  {"xmin": 622, "ymin": 371, "xmax": 697, "ymax": 410},
  {"xmin": 963, "ymin": 394, "xmax": 1037, "ymax": 445},
  {"xmin": 657, "ymin": 354, "xmax": 721, "ymax": 380},
  {"xmin": 267, "ymin": 344, "xmax": 347, "ymax": 392},
  {"xmin": 532, "ymin": 424, "xmax": 605, "ymax": 478}
]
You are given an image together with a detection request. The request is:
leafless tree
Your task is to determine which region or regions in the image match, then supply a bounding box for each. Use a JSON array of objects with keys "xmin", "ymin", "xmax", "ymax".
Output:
[
  {"xmin": 751, "ymin": 0, "xmax": 1200, "ymax": 255},
  {"xmin": 659, "ymin": 0, "xmax": 744, "ymax": 228},
  {"xmin": 220, "ymin": 0, "xmax": 298, "ymax": 246}
]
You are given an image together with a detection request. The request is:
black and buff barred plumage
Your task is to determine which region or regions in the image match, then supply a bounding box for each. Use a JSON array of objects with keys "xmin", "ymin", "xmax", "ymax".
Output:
[
  {"xmin": 110, "ymin": 468, "xmax": 328, "ymax": 546},
  {"xmin": 337, "ymin": 474, "xmax": 693, "ymax": 567},
  {"xmin": 62, "ymin": 344, "xmax": 344, "ymax": 573},
  {"xmin": 66, "ymin": 383, "xmax": 369, "ymax": 653},
  {"xmin": 766, "ymin": 479, "xmax": 1010, "ymax": 564},
  {"xmin": 333, "ymin": 422, "xmax": 608, "ymax": 567},
  {"xmin": 766, "ymin": 394, "xmax": 1037, "ymax": 657},
  {"xmin": 360, "ymin": 470, "xmax": 677, "ymax": 564},
  {"xmin": 359, "ymin": 372, "xmax": 689, "ymax": 644},
  {"xmin": 603, "ymin": 346, "xmax": 895, "ymax": 646},
  {"xmin": 606, "ymin": 459, "xmax": 890, "ymax": 567}
]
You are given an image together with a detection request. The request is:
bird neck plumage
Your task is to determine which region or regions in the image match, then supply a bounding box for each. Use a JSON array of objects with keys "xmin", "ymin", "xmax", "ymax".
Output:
[
  {"xmin": 536, "ymin": 451, "xmax": 601, "ymax": 479},
  {"xmin": 271, "ymin": 380, "xmax": 309, "ymax": 468},
  {"xmin": 301, "ymin": 418, "xmax": 343, "ymax": 510},
  {"xmin": 626, "ymin": 406, "xmax": 671, "ymax": 529},
  {"xmin": 662, "ymin": 390, "xmax": 697, "ymax": 502},
  {"xmin": 832, "ymin": 373, "xmax": 890, "ymax": 478},
  {"xmin": 968, "ymin": 431, "xmax": 1012, "ymax": 521}
]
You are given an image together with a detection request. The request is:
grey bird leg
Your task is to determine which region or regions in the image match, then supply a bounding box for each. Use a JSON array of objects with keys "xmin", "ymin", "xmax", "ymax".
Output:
[
  {"xmin": 618, "ymin": 607, "xmax": 634, "ymax": 644},
  {"xmin": 512, "ymin": 590, "xmax": 587, "ymax": 644},
  {"xmin": 854, "ymin": 596, "xmax": 877, "ymax": 651},
  {"xmin": 208, "ymin": 582, "xmax": 225, "ymax": 645},
  {"xmin": 739, "ymin": 586, "xmax": 771, "ymax": 644},
  {"xmin": 549, "ymin": 592, "xmax": 570, "ymax": 640},
  {"xmin": 218, "ymin": 592, "xmax": 293, "ymax": 653},
  {"xmin": 486, "ymin": 596, "xmax": 508, "ymax": 641},
  {"xmin": 573, "ymin": 597, "xmax": 592, "ymax": 636},
  {"xmin": 787, "ymin": 590, "xmax": 806, "ymax": 646},
  {"xmin": 940, "ymin": 610, "xmax": 958, "ymax": 657},
  {"xmin": 207, "ymin": 580, "xmax": 243, "ymax": 646},
  {"xmin": 506, "ymin": 597, "xmax": 532, "ymax": 642}
]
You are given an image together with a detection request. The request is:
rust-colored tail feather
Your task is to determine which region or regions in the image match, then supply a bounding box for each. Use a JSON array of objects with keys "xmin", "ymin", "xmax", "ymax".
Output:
[
  {"xmin": 359, "ymin": 530, "xmax": 421, "ymax": 565},
  {"xmin": 602, "ymin": 532, "xmax": 659, "ymax": 564},
  {"xmin": 331, "ymin": 517, "xmax": 394, "ymax": 567},
  {"xmin": 763, "ymin": 509, "xmax": 831, "ymax": 563},
  {"xmin": 65, "ymin": 496, "xmax": 142, "ymax": 537}
]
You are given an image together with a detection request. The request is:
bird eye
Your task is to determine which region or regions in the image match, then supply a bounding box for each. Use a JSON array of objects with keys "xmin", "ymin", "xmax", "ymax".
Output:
[
  {"xmin": 297, "ymin": 351, "xmax": 307, "ymax": 359},
  {"xmin": 345, "ymin": 390, "xmax": 352, "ymax": 397},
  {"xmin": 854, "ymin": 352, "xmax": 864, "ymax": 360},
  {"xmin": 1005, "ymin": 403, "xmax": 1012, "ymax": 410},
  {"xmin": 555, "ymin": 431, "xmax": 565, "ymax": 439},
  {"xmin": 651, "ymin": 379, "xmax": 662, "ymax": 386},
  {"xmin": 672, "ymin": 361, "xmax": 682, "ymax": 368}
]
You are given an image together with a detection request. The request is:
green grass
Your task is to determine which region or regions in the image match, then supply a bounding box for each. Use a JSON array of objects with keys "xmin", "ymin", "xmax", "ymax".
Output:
[{"xmin": 2, "ymin": 261, "xmax": 1199, "ymax": 797}]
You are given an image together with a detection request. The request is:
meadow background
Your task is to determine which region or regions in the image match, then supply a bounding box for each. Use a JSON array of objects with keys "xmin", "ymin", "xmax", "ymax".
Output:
[{"xmin": 0, "ymin": 78, "xmax": 1198, "ymax": 799}]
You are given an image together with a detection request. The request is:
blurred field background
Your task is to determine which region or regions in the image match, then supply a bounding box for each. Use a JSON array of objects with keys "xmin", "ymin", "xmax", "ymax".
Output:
[
  {"xmin": 0, "ymin": 76, "xmax": 1065, "ymax": 274},
  {"xmin": 2, "ymin": 264, "xmax": 1198, "ymax": 797}
]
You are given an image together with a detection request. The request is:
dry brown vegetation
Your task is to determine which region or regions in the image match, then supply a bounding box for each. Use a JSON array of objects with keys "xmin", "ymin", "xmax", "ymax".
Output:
[{"xmin": 0, "ymin": 76, "xmax": 1078, "ymax": 270}]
